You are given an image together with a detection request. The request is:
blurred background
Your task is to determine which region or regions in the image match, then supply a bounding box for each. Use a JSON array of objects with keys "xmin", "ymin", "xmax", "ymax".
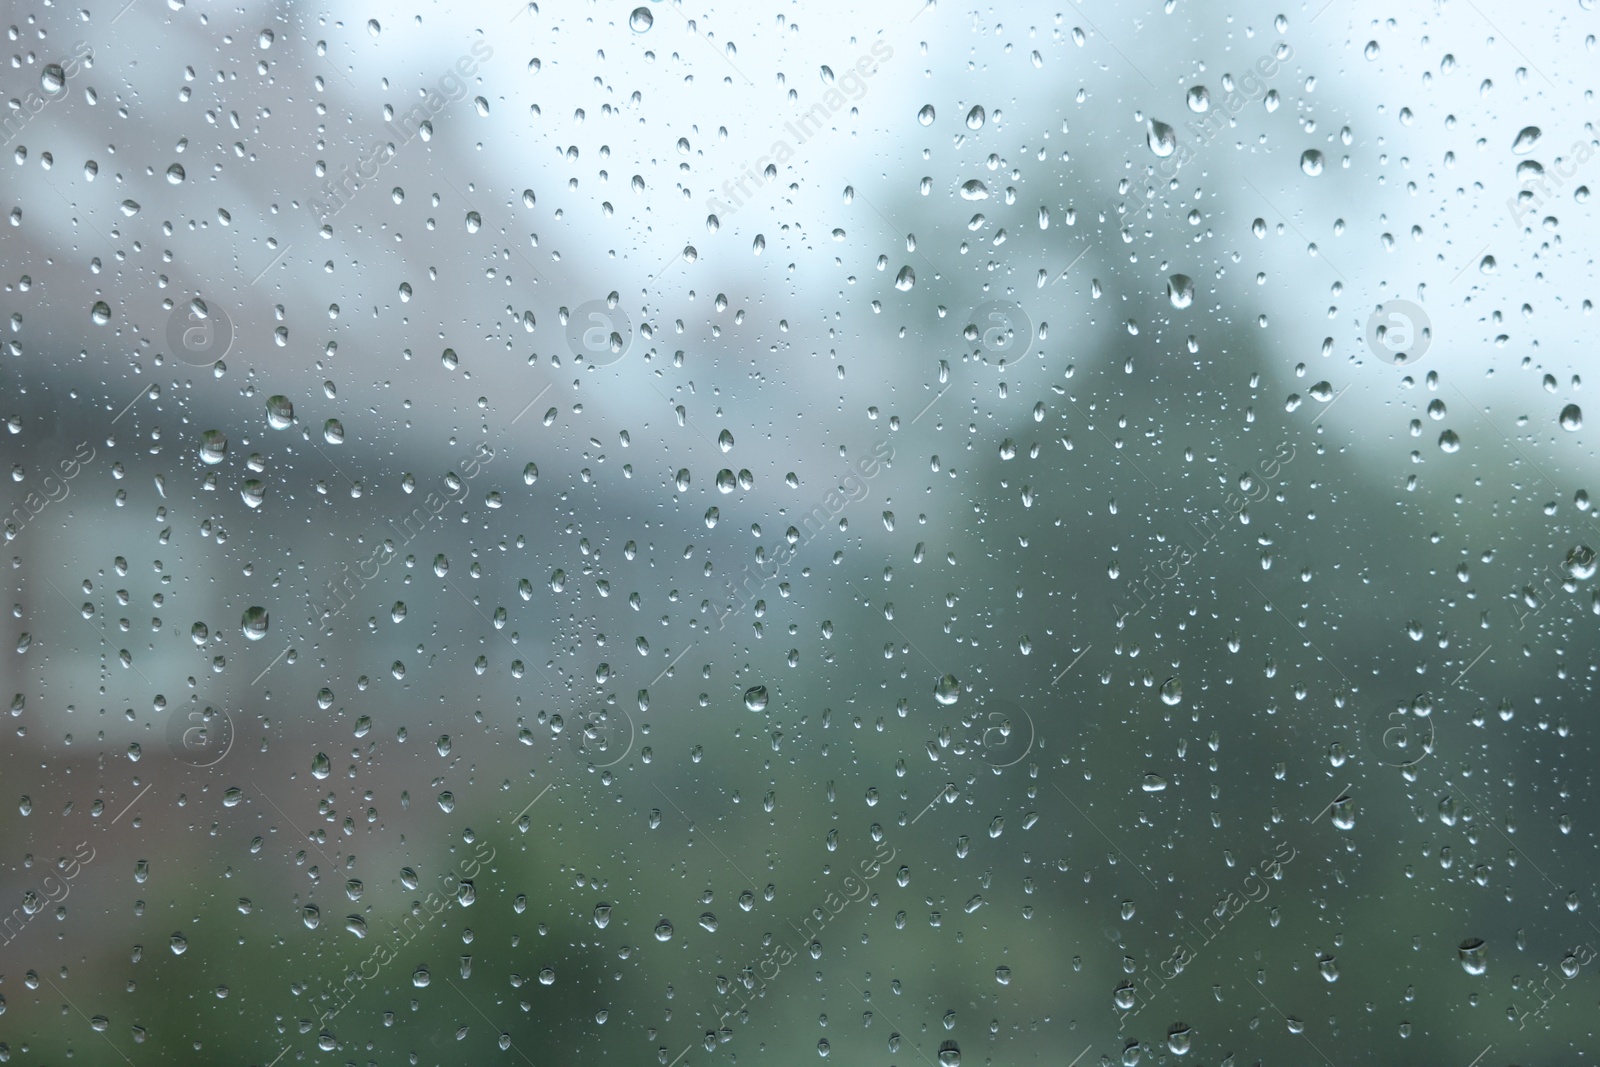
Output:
[{"xmin": 2, "ymin": 0, "xmax": 1598, "ymax": 1064}]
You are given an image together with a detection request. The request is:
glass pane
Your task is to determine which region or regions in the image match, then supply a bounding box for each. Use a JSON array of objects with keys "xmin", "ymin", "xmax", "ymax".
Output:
[{"xmin": 2, "ymin": 2, "xmax": 1590, "ymax": 1065}]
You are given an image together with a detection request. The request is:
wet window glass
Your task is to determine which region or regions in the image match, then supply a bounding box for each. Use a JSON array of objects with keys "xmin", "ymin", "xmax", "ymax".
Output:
[{"xmin": 1, "ymin": 2, "xmax": 1593, "ymax": 1065}]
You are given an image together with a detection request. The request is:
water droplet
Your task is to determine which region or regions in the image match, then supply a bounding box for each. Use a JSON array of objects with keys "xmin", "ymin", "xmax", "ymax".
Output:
[
  {"xmin": 653, "ymin": 919, "xmax": 674, "ymax": 941},
  {"xmin": 1186, "ymin": 85, "xmax": 1209, "ymax": 112},
  {"xmin": 937, "ymin": 1040, "xmax": 961, "ymax": 1067},
  {"xmin": 240, "ymin": 606, "xmax": 269, "ymax": 640},
  {"xmin": 323, "ymin": 419, "xmax": 345, "ymax": 444},
  {"xmin": 1512, "ymin": 126, "xmax": 1542, "ymax": 154},
  {"xmin": 1330, "ymin": 794, "xmax": 1356, "ymax": 830},
  {"xmin": 199, "ymin": 429, "xmax": 228, "ymax": 465},
  {"xmin": 1458, "ymin": 938, "xmax": 1487, "ymax": 975},
  {"xmin": 917, "ymin": 104, "xmax": 936, "ymax": 126},
  {"xmin": 1167, "ymin": 274, "xmax": 1194, "ymax": 309},
  {"xmin": 1560, "ymin": 403, "xmax": 1582, "ymax": 430},
  {"xmin": 1300, "ymin": 149, "xmax": 1325, "ymax": 176},
  {"xmin": 744, "ymin": 686, "xmax": 769, "ymax": 712},
  {"xmin": 1167, "ymin": 1025, "xmax": 1192, "ymax": 1055},
  {"xmin": 1160, "ymin": 677, "xmax": 1182, "ymax": 705},
  {"xmin": 895, "ymin": 265, "xmax": 916, "ymax": 291},
  {"xmin": 166, "ymin": 163, "xmax": 185, "ymax": 184},
  {"xmin": 1438, "ymin": 429, "xmax": 1461, "ymax": 453},
  {"xmin": 965, "ymin": 105, "xmax": 985, "ymax": 130},
  {"xmin": 311, "ymin": 752, "xmax": 331, "ymax": 779},
  {"xmin": 1146, "ymin": 119, "xmax": 1177, "ymax": 157},
  {"xmin": 266, "ymin": 395, "xmax": 294, "ymax": 428},
  {"xmin": 935, "ymin": 673, "xmax": 961, "ymax": 705},
  {"xmin": 960, "ymin": 179, "xmax": 988, "ymax": 200},
  {"xmin": 629, "ymin": 7, "xmax": 653, "ymax": 32},
  {"xmin": 40, "ymin": 64, "xmax": 65, "ymax": 94}
]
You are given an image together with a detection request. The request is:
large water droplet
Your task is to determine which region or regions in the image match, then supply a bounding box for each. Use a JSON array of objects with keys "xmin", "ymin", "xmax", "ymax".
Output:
[
  {"xmin": 629, "ymin": 7, "xmax": 653, "ymax": 32},
  {"xmin": 266, "ymin": 395, "xmax": 294, "ymax": 428},
  {"xmin": 1167, "ymin": 1025, "xmax": 1192, "ymax": 1056},
  {"xmin": 744, "ymin": 686, "xmax": 769, "ymax": 712},
  {"xmin": 934, "ymin": 673, "xmax": 961, "ymax": 705},
  {"xmin": 1560, "ymin": 403, "xmax": 1582, "ymax": 430},
  {"xmin": 917, "ymin": 104, "xmax": 936, "ymax": 126},
  {"xmin": 1511, "ymin": 126, "xmax": 1542, "ymax": 155},
  {"xmin": 1167, "ymin": 274, "xmax": 1194, "ymax": 309},
  {"xmin": 1300, "ymin": 149, "xmax": 1325, "ymax": 176},
  {"xmin": 199, "ymin": 430, "xmax": 228, "ymax": 465},
  {"xmin": 1458, "ymin": 938, "xmax": 1487, "ymax": 975},
  {"xmin": 241, "ymin": 606, "xmax": 269, "ymax": 640},
  {"xmin": 1146, "ymin": 119, "xmax": 1176, "ymax": 157},
  {"xmin": 1330, "ymin": 794, "xmax": 1356, "ymax": 830}
]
